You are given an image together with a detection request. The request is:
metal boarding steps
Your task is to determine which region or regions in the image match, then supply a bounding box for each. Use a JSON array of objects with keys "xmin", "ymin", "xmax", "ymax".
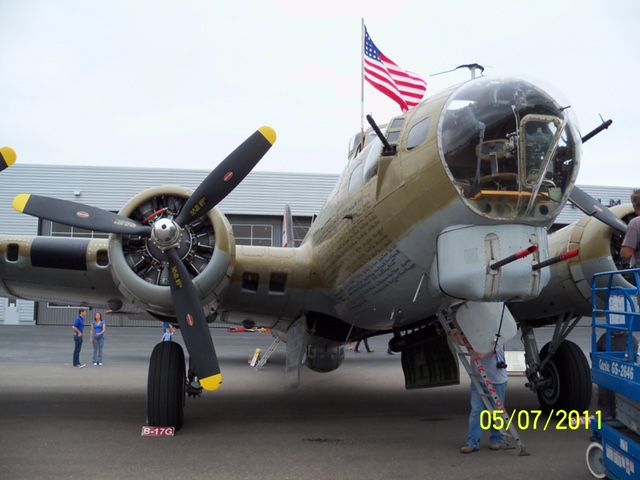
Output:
[
  {"xmin": 437, "ymin": 306, "xmax": 529, "ymax": 456},
  {"xmin": 254, "ymin": 337, "xmax": 282, "ymax": 369},
  {"xmin": 587, "ymin": 268, "xmax": 640, "ymax": 479}
]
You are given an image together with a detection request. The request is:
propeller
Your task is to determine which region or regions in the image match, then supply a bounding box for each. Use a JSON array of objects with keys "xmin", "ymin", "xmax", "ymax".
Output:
[
  {"xmin": 165, "ymin": 248, "xmax": 221, "ymax": 390},
  {"xmin": 13, "ymin": 126, "xmax": 277, "ymax": 390},
  {"xmin": 0, "ymin": 146, "xmax": 17, "ymax": 172},
  {"xmin": 569, "ymin": 186, "xmax": 627, "ymax": 234},
  {"xmin": 13, "ymin": 194, "xmax": 152, "ymax": 235},
  {"xmin": 175, "ymin": 128, "xmax": 276, "ymax": 226}
]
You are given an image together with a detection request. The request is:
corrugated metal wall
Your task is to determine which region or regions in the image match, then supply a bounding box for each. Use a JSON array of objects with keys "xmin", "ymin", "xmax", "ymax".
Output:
[
  {"xmin": 0, "ymin": 164, "xmax": 338, "ymax": 219},
  {"xmin": 36, "ymin": 304, "xmax": 161, "ymax": 327}
]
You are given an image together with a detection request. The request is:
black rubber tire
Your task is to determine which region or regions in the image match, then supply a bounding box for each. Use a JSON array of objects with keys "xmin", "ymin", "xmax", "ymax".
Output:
[
  {"xmin": 147, "ymin": 342, "xmax": 186, "ymax": 430},
  {"xmin": 537, "ymin": 340, "xmax": 592, "ymax": 412}
]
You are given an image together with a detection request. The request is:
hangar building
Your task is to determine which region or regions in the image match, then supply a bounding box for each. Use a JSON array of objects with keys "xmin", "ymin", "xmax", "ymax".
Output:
[{"xmin": 0, "ymin": 163, "xmax": 634, "ymax": 325}]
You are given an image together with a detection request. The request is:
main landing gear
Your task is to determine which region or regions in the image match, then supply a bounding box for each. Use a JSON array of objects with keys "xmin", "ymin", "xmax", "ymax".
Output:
[
  {"xmin": 520, "ymin": 314, "xmax": 592, "ymax": 411},
  {"xmin": 147, "ymin": 341, "xmax": 206, "ymax": 430},
  {"xmin": 147, "ymin": 342, "xmax": 186, "ymax": 430}
]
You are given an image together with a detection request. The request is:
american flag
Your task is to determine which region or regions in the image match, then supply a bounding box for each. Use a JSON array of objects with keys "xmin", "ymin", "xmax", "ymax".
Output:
[{"xmin": 363, "ymin": 26, "xmax": 427, "ymax": 112}]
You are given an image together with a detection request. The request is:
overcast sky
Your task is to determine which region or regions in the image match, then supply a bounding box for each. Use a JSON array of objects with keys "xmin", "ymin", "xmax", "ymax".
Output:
[{"xmin": 1, "ymin": 0, "xmax": 638, "ymax": 186}]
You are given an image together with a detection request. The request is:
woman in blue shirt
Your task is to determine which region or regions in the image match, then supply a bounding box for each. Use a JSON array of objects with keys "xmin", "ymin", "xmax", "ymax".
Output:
[{"xmin": 90, "ymin": 312, "xmax": 106, "ymax": 366}]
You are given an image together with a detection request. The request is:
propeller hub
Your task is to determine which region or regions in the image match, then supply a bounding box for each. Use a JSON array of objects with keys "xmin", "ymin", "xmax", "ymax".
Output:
[{"xmin": 151, "ymin": 218, "xmax": 181, "ymax": 249}]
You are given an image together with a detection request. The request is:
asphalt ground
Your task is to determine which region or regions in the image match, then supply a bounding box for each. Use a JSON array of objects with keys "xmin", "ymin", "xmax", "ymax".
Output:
[{"xmin": 0, "ymin": 325, "xmax": 598, "ymax": 480}]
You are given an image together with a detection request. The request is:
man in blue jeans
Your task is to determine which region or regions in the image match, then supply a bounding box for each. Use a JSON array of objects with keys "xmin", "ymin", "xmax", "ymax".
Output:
[
  {"xmin": 459, "ymin": 338, "xmax": 509, "ymax": 453},
  {"xmin": 72, "ymin": 309, "xmax": 87, "ymax": 368}
]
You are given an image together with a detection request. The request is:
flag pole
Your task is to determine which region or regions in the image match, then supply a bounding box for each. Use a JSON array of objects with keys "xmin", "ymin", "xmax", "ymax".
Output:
[{"xmin": 360, "ymin": 18, "xmax": 365, "ymax": 146}]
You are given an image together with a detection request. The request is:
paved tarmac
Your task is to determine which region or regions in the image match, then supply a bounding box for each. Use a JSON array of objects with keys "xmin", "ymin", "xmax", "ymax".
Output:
[{"xmin": 0, "ymin": 325, "xmax": 598, "ymax": 480}]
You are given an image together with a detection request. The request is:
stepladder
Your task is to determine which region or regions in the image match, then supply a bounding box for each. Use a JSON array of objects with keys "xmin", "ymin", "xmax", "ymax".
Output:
[
  {"xmin": 254, "ymin": 337, "xmax": 282, "ymax": 369},
  {"xmin": 437, "ymin": 305, "xmax": 529, "ymax": 456}
]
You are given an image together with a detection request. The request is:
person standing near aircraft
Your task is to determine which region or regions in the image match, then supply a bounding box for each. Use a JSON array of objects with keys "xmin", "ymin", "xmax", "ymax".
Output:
[
  {"xmin": 90, "ymin": 311, "xmax": 106, "ymax": 366},
  {"xmin": 620, "ymin": 189, "xmax": 640, "ymax": 267},
  {"xmin": 162, "ymin": 324, "xmax": 175, "ymax": 342},
  {"xmin": 453, "ymin": 330, "xmax": 508, "ymax": 453},
  {"xmin": 355, "ymin": 338, "xmax": 373, "ymax": 353},
  {"xmin": 72, "ymin": 308, "xmax": 87, "ymax": 368}
]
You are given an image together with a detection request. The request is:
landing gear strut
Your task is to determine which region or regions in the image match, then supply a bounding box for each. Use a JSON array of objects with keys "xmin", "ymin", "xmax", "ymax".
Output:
[
  {"xmin": 147, "ymin": 342, "xmax": 186, "ymax": 430},
  {"xmin": 520, "ymin": 314, "xmax": 592, "ymax": 411},
  {"xmin": 186, "ymin": 359, "xmax": 204, "ymax": 399}
]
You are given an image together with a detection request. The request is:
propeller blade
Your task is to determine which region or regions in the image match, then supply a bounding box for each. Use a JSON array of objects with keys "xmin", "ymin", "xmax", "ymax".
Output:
[
  {"xmin": 12, "ymin": 194, "xmax": 151, "ymax": 235},
  {"xmin": 165, "ymin": 247, "xmax": 222, "ymax": 391},
  {"xmin": 569, "ymin": 186, "xmax": 627, "ymax": 234},
  {"xmin": 174, "ymin": 126, "xmax": 276, "ymax": 226},
  {"xmin": 0, "ymin": 147, "xmax": 17, "ymax": 172}
]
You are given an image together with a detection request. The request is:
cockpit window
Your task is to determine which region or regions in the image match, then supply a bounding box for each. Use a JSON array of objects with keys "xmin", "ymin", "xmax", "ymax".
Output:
[
  {"xmin": 387, "ymin": 131, "xmax": 401, "ymax": 143},
  {"xmin": 406, "ymin": 117, "xmax": 431, "ymax": 150},
  {"xmin": 348, "ymin": 130, "xmax": 383, "ymax": 161},
  {"xmin": 390, "ymin": 118, "xmax": 405, "ymax": 129},
  {"xmin": 438, "ymin": 77, "xmax": 580, "ymax": 222},
  {"xmin": 385, "ymin": 117, "xmax": 405, "ymax": 146}
]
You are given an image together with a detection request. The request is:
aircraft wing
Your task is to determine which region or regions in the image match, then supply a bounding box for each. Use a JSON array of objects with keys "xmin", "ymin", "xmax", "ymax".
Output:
[{"xmin": 0, "ymin": 236, "xmax": 128, "ymax": 310}]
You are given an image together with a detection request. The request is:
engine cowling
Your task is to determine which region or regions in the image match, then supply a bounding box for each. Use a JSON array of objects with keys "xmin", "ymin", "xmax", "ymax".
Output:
[
  {"xmin": 509, "ymin": 204, "xmax": 634, "ymax": 322},
  {"xmin": 108, "ymin": 186, "xmax": 235, "ymax": 317}
]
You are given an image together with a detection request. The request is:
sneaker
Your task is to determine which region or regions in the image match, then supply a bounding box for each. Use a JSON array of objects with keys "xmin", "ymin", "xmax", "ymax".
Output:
[
  {"xmin": 460, "ymin": 445, "xmax": 479, "ymax": 454},
  {"xmin": 93, "ymin": 362, "xmax": 98, "ymax": 366},
  {"xmin": 489, "ymin": 443, "xmax": 502, "ymax": 451},
  {"xmin": 98, "ymin": 362, "xmax": 102, "ymax": 366},
  {"xmin": 76, "ymin": 364, "xmax": 86, "ymax": 368}
]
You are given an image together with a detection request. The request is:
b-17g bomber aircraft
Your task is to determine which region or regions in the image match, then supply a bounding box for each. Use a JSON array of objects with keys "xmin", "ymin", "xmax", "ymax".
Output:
[{"xmin": 0, "ymin": 76, "xmax": 633, "ymax": 430}]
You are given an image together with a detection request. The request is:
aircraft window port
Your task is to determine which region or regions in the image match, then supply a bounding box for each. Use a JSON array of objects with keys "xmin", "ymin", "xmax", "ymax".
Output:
[
  {"xmin": 6, "ymin": 243, "xmax": 19, "ymax": 262},
  {"xmin": 389, "ymin": 118, "xmax": 405, "ymax": 129},
  {"xmin": 269, "ymin": 272, "xmax": 287, "ymax": 294},
  {"xmin": 387, "ymin": 131, "xmax": 401, "ymax": 144},
  {"xmin": 241, "ymin": 272, "xmax": 259, "ymax": 292},
  {"xmin": 348, "ymin": 163, "xmax": 364, "ymax": 194},
  {"xmin": 363, "ymin": 138, "xmax": 383, "ymax": 183},
  {"xmin": 96, "ymin": 249, "xmax": 109, "ymax": 266},
  {"xmin": 406, "ymin": 117, "xmax": 431, "ymax": 150}
]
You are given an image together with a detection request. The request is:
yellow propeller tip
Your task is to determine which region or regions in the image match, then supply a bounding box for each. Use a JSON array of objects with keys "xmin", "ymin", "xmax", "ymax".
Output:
[
  {"xmin": 13, "ymin": 193, "xmax": 31, "ymax": 213},
  {"xmin": 0, "ymin": 147, "xmax": 17, "ymax": 166},
  {"xmin": 200, "ymin": 373, "xmax": 223, "ymax": 391},
  {"xmin": 258, "ymin": 126, "xmax": 277, "ymax": 145}
]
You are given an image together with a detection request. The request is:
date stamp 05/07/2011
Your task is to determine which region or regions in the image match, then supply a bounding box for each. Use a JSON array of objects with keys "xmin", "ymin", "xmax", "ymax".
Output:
[{"xmin": 480, "ymin": 409, "xmax": 602, "ymax": 432}]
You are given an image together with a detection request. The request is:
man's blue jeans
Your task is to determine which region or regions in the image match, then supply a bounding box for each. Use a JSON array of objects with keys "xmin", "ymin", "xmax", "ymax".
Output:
[
  {"xmin": 467, "ymin": 381, "xmax": 507, "ymax": 448},
  {"xmin": 93, "ymin": 336, "xmax": 104, "ymax": 364},
  {"xmin": 73, "ymin": 336, "xmax": 83, "ymax": 366}
]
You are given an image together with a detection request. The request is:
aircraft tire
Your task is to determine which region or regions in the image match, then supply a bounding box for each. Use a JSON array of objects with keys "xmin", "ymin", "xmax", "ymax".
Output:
[
  {"xmin": 536, "ymin": 340, "xmax": 592, "ymax": 412},
  {"xmin": 147, "ymin": 341, "xmax": 186, "ymax": 430}
]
